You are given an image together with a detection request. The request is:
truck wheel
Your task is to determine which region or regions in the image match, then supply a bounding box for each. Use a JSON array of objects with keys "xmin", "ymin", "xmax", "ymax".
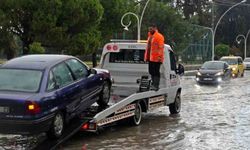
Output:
[
  {"xmin": 169, "ymin": 92, "xmax": 181, "ymax": 114},
  {"xmin": 130, "ymin": 102, "xmax": 142, "ymax": 126},
  {"xmin": 47, "ymin": 112, "xmax": 64, "ymax": 139},
  {"xmin": 97, "ymin": 81, "xmax": 110, "ymax": 107}
]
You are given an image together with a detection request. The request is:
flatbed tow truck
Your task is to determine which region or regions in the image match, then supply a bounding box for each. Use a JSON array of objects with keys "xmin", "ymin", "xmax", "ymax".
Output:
[{"xmin": 35, "ymin": 40, "xmax": 184, "ymax": 150}]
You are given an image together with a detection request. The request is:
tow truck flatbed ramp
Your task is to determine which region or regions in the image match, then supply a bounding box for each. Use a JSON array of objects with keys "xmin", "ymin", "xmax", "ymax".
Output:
[
  {"xmin": 93, "ymin": 89, "xmax": 168, "ymax": 122},
  {"xmin": 34, "ymin": 89, "xmax": 167, "ymax": 150}
]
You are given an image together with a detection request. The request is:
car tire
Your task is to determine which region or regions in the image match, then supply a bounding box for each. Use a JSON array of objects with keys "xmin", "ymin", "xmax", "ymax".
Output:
[
  {"xmin": 129, "ymin": 102, "xmax": 142, "ymax": 126},
  {"xmin": 47, "ymin": 112, "xmax": 64, "ymax": 139},
  {"xmin": 241, "ymin": 70, "xmax": 244, "ymax": 77},
  {"xmin": 169, "ymin": 91, "xmax": 181, "ymax": 114},
  {"xmin": 97, "ymin": 81, "xmax": 110, "ymax": 107}
]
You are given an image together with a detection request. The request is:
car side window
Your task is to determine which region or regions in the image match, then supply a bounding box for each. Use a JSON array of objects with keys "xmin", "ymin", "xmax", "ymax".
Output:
[
  {"xmin": 224, "ymin": 63, "xmax": 229, "ymax": 69},
  {"xmin": 65, "ymin": 59, "xmax": 89, "ymax": 80},
  {"xmin": 47, "ymin": 71, "xmax": 57, "ymax": 91},
  {"xmin": 169, "ymin": 50, "xmax": 177, "ymax": 71},
  {"xmin": 52, "ymin": 63, "xmax": 74, "ymax": 88}
]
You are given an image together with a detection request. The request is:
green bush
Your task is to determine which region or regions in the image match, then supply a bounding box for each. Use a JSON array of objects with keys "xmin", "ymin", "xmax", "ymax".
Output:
[
  {"xmin": 29, "ymin": 42, "xmax": 45, "ymax": 54},
  {"xmin": 215, "ymin": 44, "xmax": 229, "ymax": 58}
]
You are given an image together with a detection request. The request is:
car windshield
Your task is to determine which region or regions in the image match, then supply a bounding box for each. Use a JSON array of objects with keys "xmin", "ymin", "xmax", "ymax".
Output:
[
  {"xmin": 244, "ymin": 58, "xmax": 250, "ymax": 62},
  {"xmin": 0, "ymin": 69, "xmax": 42, "ymax": 92},
  {"xmin": 220, "ymin": 58, "xmax": 237, "ymax": 65},
  {"xmin": 201, "ymin": 62, "xmax": 224, "ymax": 70}
]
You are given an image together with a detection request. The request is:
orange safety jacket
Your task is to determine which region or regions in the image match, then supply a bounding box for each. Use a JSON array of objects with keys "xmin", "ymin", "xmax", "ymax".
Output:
[{"xmin": 144, "ymin": 30, "xmax": 165, "ymax": 63}]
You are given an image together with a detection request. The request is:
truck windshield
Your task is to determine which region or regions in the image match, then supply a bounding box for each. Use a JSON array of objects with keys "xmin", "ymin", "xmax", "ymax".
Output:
[
  {"xmin": 201, "ymin": 62, "xmax": 224, "ymax": 70},
  {"xmin": 109, "ymin": 49, "xmax": 146, "ymax": 63}
]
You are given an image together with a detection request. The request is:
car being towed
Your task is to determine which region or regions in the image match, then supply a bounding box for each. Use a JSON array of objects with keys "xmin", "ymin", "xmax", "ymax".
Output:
[
  {"xmin": 0, "ymin": 55, "xmax": 111, "ymax": 138},
  {"xmin": 196, "ymin": 61, "xmax": 231, "ymax": 84}
]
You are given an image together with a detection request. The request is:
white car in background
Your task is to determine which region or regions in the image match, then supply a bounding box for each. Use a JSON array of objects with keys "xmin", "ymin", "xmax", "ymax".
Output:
[{"xmin": 243, "ymin": 57, "xmax": 250, "ymax": 70}]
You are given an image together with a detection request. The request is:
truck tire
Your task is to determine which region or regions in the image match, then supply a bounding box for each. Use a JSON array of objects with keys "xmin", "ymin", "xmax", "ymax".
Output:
[
  {"xmin": 97, "ymin": 81, "xmax": 110, "ymax": 107},
  {"xmin": 47, "ymin": 112, "xmax": 64, "ymax": 139},
  {"xmin": 129, "ymin": 102, "xmax": 142, "ymax": 126},
  {"xmin": 169, "ymin": 92, "xmax": 181, "ymax": 114}
]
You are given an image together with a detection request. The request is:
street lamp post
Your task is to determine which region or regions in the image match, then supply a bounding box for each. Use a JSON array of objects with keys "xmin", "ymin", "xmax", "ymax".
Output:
[
  {"xmin": 121, "ymin": 0, "xmax": 151, "ymax": 41},
  {"xmin": 212, "ymin": 0, "xmax": 246, "ymax": 60},
  {"xmin": 121, "ymin": 12, "xmax": 140, "ymax": 40},
  {"xmin": 236, "ymin": 29, "xmax": 250, "ymax": 59},
  {"xmin": 236, "ymin": 34, "xmax": 246, "ymax": 59}
]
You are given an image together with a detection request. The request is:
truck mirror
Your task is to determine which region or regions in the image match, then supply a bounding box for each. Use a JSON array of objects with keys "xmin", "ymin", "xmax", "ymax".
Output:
[{"xmin": 177, "ymin": 64, "xmax": 184, "ymax": 76}]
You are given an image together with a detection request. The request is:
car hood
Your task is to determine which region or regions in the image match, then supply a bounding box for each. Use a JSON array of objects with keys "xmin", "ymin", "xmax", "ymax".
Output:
[
  {"xmin": 229, "ymin": 65, "xmax": 238, "ymax": 68},
  {"xmin": 94, "ymin": 68, "xmax": 110, "ymax": 74},
  {"xmin": 198, "ymin": 69, "xmax": 223, "ymax": 74}
]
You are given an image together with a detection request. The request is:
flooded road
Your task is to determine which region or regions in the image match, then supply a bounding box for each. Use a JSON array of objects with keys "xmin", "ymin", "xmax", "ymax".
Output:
[
  {"xmin": 62, "ymin": 71, "xmax": 250, "ymax": 150},
  {"xmin": 1, "ymin": 71, "xmax": 250, "ymax": 150}
]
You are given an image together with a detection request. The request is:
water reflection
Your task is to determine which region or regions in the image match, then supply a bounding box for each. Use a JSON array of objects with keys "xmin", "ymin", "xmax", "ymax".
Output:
[{"xmin": 0, "ymin": 134, "xmax": 45, "ymax": 150}]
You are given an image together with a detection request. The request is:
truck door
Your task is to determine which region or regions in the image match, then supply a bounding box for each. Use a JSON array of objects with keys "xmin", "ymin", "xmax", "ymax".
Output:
[{"xmin": 168, "ymin": 50, "xmax": 180, "ymax": 101}]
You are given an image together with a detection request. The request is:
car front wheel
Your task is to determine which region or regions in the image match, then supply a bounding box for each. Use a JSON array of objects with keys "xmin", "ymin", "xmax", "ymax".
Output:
[{"xmin": 97, "ymin": 81, "xmax": 110, "ymax": 107}]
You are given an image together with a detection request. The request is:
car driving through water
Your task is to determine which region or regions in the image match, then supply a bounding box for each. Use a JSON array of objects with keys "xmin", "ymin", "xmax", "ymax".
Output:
[{"xmin": 196, "ymin": 61, "xmax": 231, "ymax": 84}]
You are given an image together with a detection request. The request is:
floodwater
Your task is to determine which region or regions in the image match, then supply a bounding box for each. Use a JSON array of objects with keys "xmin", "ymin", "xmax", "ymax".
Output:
[{"xmin": 1, "ymin": 71, "xmax": 250, "ymax": 150}]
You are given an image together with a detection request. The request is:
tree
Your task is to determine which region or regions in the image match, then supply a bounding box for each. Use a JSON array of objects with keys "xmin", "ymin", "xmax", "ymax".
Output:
[
  {"xmin": 99, "ymin": 0, "xmax": 136, "ymax": 44},
  {"xmin": 0, "ymin": 0, "xmax": 103, "ymax": 55},
  {"xmin": 215, "ymin": 43, "xmax": 229, "ymax": 58}
]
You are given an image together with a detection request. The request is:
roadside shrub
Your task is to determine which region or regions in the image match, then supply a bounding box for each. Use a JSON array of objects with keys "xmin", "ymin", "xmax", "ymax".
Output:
[
  {"xmin": 29, "ymin": 42, "xmax": 45, "ymax": 54},
  {"xmin": 215, "ymin": 44, "xmax": 229, "ymax": 59}
]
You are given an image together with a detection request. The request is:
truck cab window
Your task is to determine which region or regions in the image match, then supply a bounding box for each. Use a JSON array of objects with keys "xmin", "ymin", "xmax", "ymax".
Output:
[{"xmin": 169, "ymin": 50, "xmax": 177, "ymax": 71}]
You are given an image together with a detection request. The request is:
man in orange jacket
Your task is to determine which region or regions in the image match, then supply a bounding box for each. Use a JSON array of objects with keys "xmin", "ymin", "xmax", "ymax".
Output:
[{"xmin": 144, "ymin": 24, "xmax": 165, "ymax": 91}]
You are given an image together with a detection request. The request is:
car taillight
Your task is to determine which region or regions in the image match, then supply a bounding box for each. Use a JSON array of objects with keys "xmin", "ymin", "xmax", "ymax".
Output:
[{"xmin": 25, "ymin": 101, "xmax": 41, "ymax": 114}]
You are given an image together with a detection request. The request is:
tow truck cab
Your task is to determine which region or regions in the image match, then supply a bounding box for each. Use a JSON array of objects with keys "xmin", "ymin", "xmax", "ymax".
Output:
[{"xmin": 99, "ymin": 41, "xmax": 183, "ymax": 106}]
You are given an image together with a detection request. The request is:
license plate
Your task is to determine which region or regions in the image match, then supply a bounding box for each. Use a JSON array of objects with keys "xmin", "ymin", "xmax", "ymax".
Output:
[
  {"xmin": 0, "ymin": 106, "xmax": 9, "ymax": 113},
  {"xmin": 203, "ymin": 78, "xmax": 212, "ymax": 81}
]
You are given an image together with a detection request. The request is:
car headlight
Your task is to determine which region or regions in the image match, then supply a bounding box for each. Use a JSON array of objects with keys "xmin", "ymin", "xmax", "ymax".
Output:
[
  {"xmin": 215, "ymin": 72, "xmax": 223, "ymax": 76},
  {"xmin": 232, "ymin": 67, "xmax": 236, "ymax": 71},
  {"xmin": 197, "ymin": 72, "xmax": 202, "ymax": 76}
]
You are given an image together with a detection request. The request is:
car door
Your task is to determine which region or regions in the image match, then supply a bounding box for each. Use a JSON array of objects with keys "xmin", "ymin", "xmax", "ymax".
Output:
[
  {"xmin": 50, "ymin": 62, "xmax": 81, "ymax": 118},
  {"xmin": 238, "ymin": 58, "xmax": 244, "ymax": 74},
  {"xmin": 65, "ymin": 59, "xmax": 102, "ymax": 113}
]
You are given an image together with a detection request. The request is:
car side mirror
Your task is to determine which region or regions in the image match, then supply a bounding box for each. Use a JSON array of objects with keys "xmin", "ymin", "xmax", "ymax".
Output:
[{"xmin": 176, "ymin": 64, "xmax": 185, "ymax": 76}]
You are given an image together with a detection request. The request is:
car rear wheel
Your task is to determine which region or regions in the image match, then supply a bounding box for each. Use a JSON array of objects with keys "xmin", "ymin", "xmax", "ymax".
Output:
[
  {"xmin": 169, "ymin": 92, "xmax": 181, "ymax": 114},
  {"xmin": 97, "ymin": 81, "xmax": 110, "ymax": 107},
  {"xmin": 47, "ymin": 112, "xmax": 64, "ymax": 139},
  {"xmin": 129, "ymin": 102, "xmax": 142, "ymax": 126}
]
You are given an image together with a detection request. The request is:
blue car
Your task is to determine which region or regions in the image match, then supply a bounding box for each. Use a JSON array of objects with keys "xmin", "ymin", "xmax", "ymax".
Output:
[{"xmin": 0, "ymin": 55, "xmax": 111, "ymax": 138}]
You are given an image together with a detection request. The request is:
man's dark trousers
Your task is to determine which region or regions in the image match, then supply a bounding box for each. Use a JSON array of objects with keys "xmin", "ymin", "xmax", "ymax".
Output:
[{"xmin": 149, "ymin": 61, "xmax": 161, "ymax": 89}]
